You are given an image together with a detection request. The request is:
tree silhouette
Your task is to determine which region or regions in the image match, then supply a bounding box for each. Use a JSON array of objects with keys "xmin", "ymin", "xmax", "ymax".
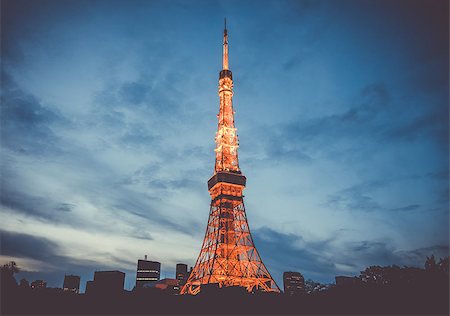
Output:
[
  {"xmin": 304, "ymin": 279, "xmax": 329, "ymax": 293},
  {"xmin": 425, "ymin": 255, "xmax": 438, "ymax": 272},
  {"xmin": 437, "ymin": 257, "xmax": 449, "ymax": 275},
  {"xmin": 19, "ymin": 278, "xmax": 30, "ymax": 288},
  {"xmin": 1, "ymin": 261, "xmax": 19, "ymax": 293},
  {"xmin": 1, "ymin": 261, "xmax": 19, "ymax": 275}
]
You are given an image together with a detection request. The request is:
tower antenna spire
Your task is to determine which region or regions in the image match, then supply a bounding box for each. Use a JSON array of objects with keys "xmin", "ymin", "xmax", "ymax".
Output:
[{"xmin": 222, "ymin": 18, "xmax": 229, "ymax": 70}]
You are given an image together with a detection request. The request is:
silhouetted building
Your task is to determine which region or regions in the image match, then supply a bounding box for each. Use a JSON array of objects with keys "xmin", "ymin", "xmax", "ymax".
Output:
[
  {"xmin": 85, "ymin": 280, "xmax": 94, "ymax": 294},
  {"xmin": 86, "ymin": 271, "xmax": 125, "ymax": 295},
  {"xmin": 335, "ymin": 275, "xmax": 362, "ymax": 287},
  {"xmin": 136, "ymin": 255, "xmax": 160, "ymax": 288},
  {"xmin": 283, "ymin": 272, "xmax": 305, "ymax": 295},
  {"xmin": 30, "ymin": 280, "xmax": 47, "ymax": 289},
  {"xmin": 63, "ymin": 275, "xmax": 80, "ymax": 293},
  {"xmin": 176, "ymin": 263, "xmax": 188, "ymax": 286}
]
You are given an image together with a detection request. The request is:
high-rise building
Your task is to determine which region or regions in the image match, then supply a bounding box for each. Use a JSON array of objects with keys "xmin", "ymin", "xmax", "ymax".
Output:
[
  {"xmin": 63, "ymin": 275, "xmax": 80, "ymax": 293},
  {"xmin": 283, "ymin": 272, "xmax": 305, "ymax": 296},
  {"xmin": 136, "ymin": 256, "xmax": 160, "ymax": 288},
  {"xmin": 86, "ymin": 270, "xmax": 125, "ymax": 295},
  {"xmin": 180, "ymin": 20, "xmax": 280, "ymax": 295},
  {"xmin": 176, "ymin": 264, "xmax": 188, "ymax": 287},
  {"xmin": 30, "ymin": 280, "xmax": 47, "ymax": 289},
  {"xmin": 85, "ymin": 280, "xmax": 94, "ymax": 294}
]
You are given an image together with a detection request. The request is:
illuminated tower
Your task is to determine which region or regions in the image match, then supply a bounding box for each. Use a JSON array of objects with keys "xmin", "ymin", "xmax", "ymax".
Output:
[{"xmin": 181, "ymin": 20, "xmax": 280, "ymax": 295}]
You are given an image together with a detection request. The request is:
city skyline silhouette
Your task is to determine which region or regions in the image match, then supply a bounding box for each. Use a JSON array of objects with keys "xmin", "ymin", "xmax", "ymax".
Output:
[{"xmin": 2, "ymin": 255, "xmax": 449, "ymax": 314}]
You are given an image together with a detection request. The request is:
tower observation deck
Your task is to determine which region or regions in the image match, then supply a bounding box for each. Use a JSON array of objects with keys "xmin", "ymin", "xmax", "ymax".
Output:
[{"xmin": 180, "ymin": 20, "xmax": 280, "ymax": 295}]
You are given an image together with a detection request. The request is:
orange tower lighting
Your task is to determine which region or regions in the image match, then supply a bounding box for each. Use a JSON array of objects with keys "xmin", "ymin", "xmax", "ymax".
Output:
[{"xmin": 181, "ymin": 20, "xmax": 280, "ymax": 295}]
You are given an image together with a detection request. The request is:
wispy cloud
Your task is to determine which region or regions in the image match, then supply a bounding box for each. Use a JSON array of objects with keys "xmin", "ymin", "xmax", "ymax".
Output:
[
  {"xmin": 254, "ymin": 227, "xmax": 449, "ymax": 284},
  {"xmin": 325, "ymin": 181, "xmax": 385, "ymax": 213},
  {"xmin": 389, "ymin": 204, "xmax": 421, "ymax": 212}
]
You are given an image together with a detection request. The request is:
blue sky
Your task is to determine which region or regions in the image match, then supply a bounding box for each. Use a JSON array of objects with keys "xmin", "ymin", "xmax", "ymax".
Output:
[{"xmin": 1, "ymin": 0, "xmax": 448, "ymax": 292}]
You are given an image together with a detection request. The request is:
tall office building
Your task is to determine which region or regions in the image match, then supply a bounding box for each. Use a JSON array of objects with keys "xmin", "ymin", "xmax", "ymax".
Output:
[
  {"xmin": 86, "ymin": 270, "xmax": 125, "ymax": 295},
  {"xmin": 85, "ymin": 280, "xmax": 94, "ymax": 294},
  {"xmin": 63, "ymin": 275, "xmax": 80, "ymax": 293},
  {"xmin": 176, "ymin": 264, "xmax": 188, "ymax": 286},
  {"xmin": 283, "ymin": 272, "xmax": 305, "ymax": 296},
  {"xmin": 136, "ymin": 255, "xmax": 161, "ymax": 288}
]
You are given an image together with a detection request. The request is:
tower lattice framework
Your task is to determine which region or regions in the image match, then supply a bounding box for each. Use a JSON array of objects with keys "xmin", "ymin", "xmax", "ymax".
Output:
[{"xmin": 181, "ymin": 21, "xmax": 280, "ymax": 295}]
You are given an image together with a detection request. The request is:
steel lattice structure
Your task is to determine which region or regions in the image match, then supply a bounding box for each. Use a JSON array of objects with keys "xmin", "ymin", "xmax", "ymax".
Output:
[{"xmin": 180, "ymin": 21, "xmax": 280, "ymax": 295}]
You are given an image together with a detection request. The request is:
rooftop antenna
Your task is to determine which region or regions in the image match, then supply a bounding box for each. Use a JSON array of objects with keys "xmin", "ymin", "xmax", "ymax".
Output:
[{"xmin": 222, "ymin": 17, "xmax": 229, "ymax": 70}]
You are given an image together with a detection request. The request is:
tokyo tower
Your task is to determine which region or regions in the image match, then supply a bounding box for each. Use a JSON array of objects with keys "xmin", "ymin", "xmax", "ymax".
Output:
[{"xmin": 181, "ymin": 20, "xmax": 280, "ymax": 295}]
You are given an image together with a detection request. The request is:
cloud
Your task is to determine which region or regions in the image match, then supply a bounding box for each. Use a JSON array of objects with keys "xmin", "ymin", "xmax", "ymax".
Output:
[
  {"xmin": 55, "ymin": 203, "xmax": 75, "ymax": 213},
  {"xmin": 361, "ymin": 83, "xmax": 390, "ymax": 109},
  {"xmin": 281, "ymin": 0, "xmax": 323, "ymax": 22},
  {"xmin": 386, "ymin": 103, "xmax": 449, "ymax": 146},
  {"xmin": 253, "ymin": 227, "xmax": 338, "ymax": 283},
  {"xmin": 399, "ymin": 244, "xmax": 449, "ymax": 263},
  {"xmin": 325, "ymin": 181, "xmax": 385, "ymax": 213},
  {"xmin": 253, "ymin": 227, "xmax": 449, "ymax": 284},
  {"xmin": 110, "ymin": 194, "xmax": 201, "ymax": 236},
  {"xmin": 0, "ymin": 70, "xmax": 64, "ymax": 155},
  {"xmin": 245, "ymin": 82, "xmax": 394, "ymax": 165},
  {"xmin": 426, "ymin": 170, "xmax": 449, "ymax": 180},
  {"xmin": 336, "ymin": 240, "xmax": 448, "ymax": 272},
  {"xmin": 260, "ymin": 134, "xmax": 313, "ymax": 165},
  {"xmin": 119, "ymin": 82, "xmax": 149, "ymax": 105},
  {"xmin": 389, "ymin": 204, "xmax": 421, "ymax": 212},
  {"xmin": 0, "ymin": 229, "xmax": 138, "ymax": 291},
  {"xmin": 1, "ymin": 230, "xmax": 60, "ymax": 262},
  {"xmin": 327, "ymin": 193, "xmax": 381, "ymax": 213},
  {"xmin": 250, "ymin": 76, "xmax": 447, "ymax": 170},
  {"xmin": 347, "ymin": 240, "xmax": 400, "ymax": 265},
  {"xmin": 282, "ymin": 52, "xmax": 305, "ymax": 71},
  {"xmin": 0, "ymin": 179, "xmax": 67, "ymax": 224},
  {"xmin": 1, "ymin": 54, "xmax": 206, "ymax": 242}
]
